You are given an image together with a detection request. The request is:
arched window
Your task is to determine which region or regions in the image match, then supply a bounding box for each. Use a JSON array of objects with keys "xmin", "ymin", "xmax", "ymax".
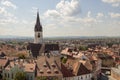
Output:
[
  {"xmin": 81, "ymin": 76, "xmax": 83, "ymax": 79},
  {"xmin": 38, "ymin": 33, "xmax": 40, "ymax": 38}
]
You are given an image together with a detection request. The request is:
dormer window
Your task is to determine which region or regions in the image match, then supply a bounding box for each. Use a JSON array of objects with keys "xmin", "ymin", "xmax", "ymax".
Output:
[
  {"xmin": 30, "ymin": 68, "xmax": 33, "ymax": 70},
  {"xmin": 39, "ymin": 69, "xmax": 43, "ymax": 74},
  {"xmin": 54, "ymin": 69, "xmax": 59, "ymax": 74},
  {"xmin": 43, "ymin": 62, "xmax": 47, "ymax": 67},
  {"xmin": 51, "ymin": 63, "xmax": 56, "ymax": 67},
  {"xmin": 47, "ymin": 69, "xmax": 51, "ymax": 73}
]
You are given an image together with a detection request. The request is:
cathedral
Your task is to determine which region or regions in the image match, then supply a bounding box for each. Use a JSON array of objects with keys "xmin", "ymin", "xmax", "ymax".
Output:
[{"xmin": 27, "ymin": 11, "xmax": 59, "ymax": 58}]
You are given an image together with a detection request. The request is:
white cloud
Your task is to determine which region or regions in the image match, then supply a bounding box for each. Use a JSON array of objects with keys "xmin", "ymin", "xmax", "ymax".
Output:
[
  {"xmin": 0, "ymin": 0, "xmax": 18, "ymax": 24},
  {"xmin": 0, "ymin": 7, "xmax": 17, "ymax": 24},
  {"xmin": 44, "ymin": 0, "xmax": 81, "ymax": 21},
  {"xmin": 87, "ymin": 11, "xmax": 91, "ymax": 17},
  {"xmin": 56, "ymin": 0, "xmax": 81, "ymax": 16},
  {"xmin": 109, "ymin": 12, "xmax": 120, "ymax": 18},
  {"xmin": 21, "ymin": 20, "xmax": 28, "ymax": 24},
  {"xmin": 96, "ymin": 13, "xmax": 104, "ymax": 18},
  {"xmin": 44, "ymin": 0, "xmax": 81, "ymax": 23},
  {"xmin": 102, "ymin": 0, "xmax": 120, "ymax": 3},
  {"xmin": 0, "ymin": 7, "xmax": 5, "ymax": 14},
  {"xmin": 82, "ymin": 17, "xmax": 97, "ymax": 23},
  {"xmin": 43, "ymin": 0, "xmax": 104, "ymax": 28},
  {"xmin": 44, "ymin": 10, "xmax": 60, "ymax": 18},
  {"xmin": 1, "ymin": 0, "xmax": 17, "ymax": 9},
  {"xmin": 0, "ymin": 17, "xmax": 18, "ymax": 24},
  {"xmin": 0, "ymin": 7, "xmax": 14, "ymax": 17},
  {"xmin": 102, "ymin": 0, "xmax": 120, "ymax": 7},
  {"xmin": 112, "ymin": 3, "xmax": 120, "ymax": 7}
]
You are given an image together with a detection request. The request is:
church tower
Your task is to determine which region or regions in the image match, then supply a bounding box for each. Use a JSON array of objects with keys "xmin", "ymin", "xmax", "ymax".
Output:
[{"xmin": 34, "ymin": 11, "xmax": 43, "ymax": 44}]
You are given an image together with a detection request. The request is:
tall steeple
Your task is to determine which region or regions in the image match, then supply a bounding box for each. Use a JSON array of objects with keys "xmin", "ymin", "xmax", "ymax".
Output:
[
  {"xmin": 34, "ymin": 11, "xmax": 42, "ymax": 32},
  {"xmin": 34, "ymin": 10, "xmax": 43, "ymax": 44}
]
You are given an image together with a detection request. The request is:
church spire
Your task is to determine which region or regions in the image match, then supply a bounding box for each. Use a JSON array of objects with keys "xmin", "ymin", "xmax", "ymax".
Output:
[{"xmin": 34, "ymin": 11, "xmax": 42, "ymax": 32}]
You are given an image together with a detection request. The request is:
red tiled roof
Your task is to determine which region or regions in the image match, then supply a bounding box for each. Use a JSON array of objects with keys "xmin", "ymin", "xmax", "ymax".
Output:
[
  {"xmin": 77, "ymin": 63, "xmax": 91, "ymax": 75},
  {"xmin": 61, "ymin": 63, "xmax": 74, "ymax": 77},
  {"xmin": 0, "ymin": 58, "xmax": 8, "ymax": 67}
]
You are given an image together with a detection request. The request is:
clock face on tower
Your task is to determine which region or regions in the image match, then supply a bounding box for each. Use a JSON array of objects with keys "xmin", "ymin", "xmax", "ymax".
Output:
[{"xmin": 38, "ymin": 33, "xmax": 40, "ymax": 38}]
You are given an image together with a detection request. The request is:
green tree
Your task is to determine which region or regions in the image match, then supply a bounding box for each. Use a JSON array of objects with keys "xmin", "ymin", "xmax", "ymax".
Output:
[
  {"xmin": 14, "ymin": 71, "xmax": 26, "ymax": 80},
  {"xmin": 79, "ymin": 46, "xmax": 88, "ymax": 51},
  {"xmin": 0, "ymin": 73, "xmax": 2, "ymax": 79},
  {"xmin": 62, "ymin": 58, "xmax": 67, "ymax": 63},
  {"xmin": 37, "ymin": 76, "xmax": 47, "ymax": 80},
  {"xmin": 18, "ymin": 54, "xmax": 26, "ymax": 59}
]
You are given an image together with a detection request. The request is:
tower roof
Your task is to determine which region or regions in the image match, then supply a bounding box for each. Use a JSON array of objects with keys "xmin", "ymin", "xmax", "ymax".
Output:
[{"xmin": 34, "ymin": 11, "xmax": 42, "ymax": 32}]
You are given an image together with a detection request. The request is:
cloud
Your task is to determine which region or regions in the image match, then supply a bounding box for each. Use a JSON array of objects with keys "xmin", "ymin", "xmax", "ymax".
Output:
[
  {"xmin": 0, "ymin": 7, "xmax": 17, "ymax": 24},
  {"xmin": 56, "ymin": 0, "xmax": 81, "ymax": 16},
  {"xmin": 0, "ymin": 0, "xmax": 18, "ymax": 24},
  {"xmin": 102, "ymin": 0, "xmax": 120, "ymax": 7},
  {"xmin": 96, "ymin": 13, "xmax": 104, "ymax": 18},
  {"xmin": 44, "ymin": 10, "xmax": 60, "ymax": 18},
  {"xmin": 43, "ymin": 0, "xmax": 105, "ymax": 28},
  {"xmin": 112, "ymin": 3, "xmax": 120, "ymax": 7},
  {"xmin": 43, "ymin": 0, "xmax": 81, "ymax": 23},
  {"xmin": 0, "ymin": 7, "xmax": 14, "ymax": 17},
  {"xmin": 0, "ymin": 17, "xmax": 18, "ymax": 24},
  {"xmin": 109, "ymin": 12, "xmax": 120, "ymax": 18},
  {"xmin": 0, "ymin": 7, "xmax": 5, "ymax": 15},
  {"xmin": 1, "ymin": 0, "xmax": 17, "ymax": 9},
  {"xmin": 87, "ymin": 11, "xmax": 91, "ymax": 17},
  {"xmin": 102, "ymin": 0, "xmax": 120, "ymax": 3}
]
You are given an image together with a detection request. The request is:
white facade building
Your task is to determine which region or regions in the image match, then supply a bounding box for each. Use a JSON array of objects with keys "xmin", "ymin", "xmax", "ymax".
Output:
[
  {"xmin": 62, "ymin": 73, "xmax": 92, "ymax": 80},
  {"xmin": 2, "ymin": 59, "xmax": 36, "ymax": 80}
]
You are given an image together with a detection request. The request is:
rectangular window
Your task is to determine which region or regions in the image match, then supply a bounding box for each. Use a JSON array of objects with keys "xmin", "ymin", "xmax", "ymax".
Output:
[
  {"xmin": 12, "ymin": 73, "xmax": 13, "ymax": 79},
  {"xmin": 31, "ymin": 76, "xmax": 32, "ymax": 80},
  {"xmin": 8, "ymin": 73, "xmax": 9, "ymax": 78},
  {"xmin": 5, "ymin": 73, "xmax": 7, "ymax": 77}
]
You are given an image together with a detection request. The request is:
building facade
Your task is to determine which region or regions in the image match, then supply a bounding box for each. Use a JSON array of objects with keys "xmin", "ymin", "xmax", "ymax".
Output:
[{"xmin": 2, "ymin": 59, "xmax": 36, "ymax": 80}]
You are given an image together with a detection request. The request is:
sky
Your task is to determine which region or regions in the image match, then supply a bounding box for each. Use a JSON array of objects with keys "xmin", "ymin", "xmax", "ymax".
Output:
[{"xmin": 0, "ymin": 0, "xmax": 120, "ymax": 37}]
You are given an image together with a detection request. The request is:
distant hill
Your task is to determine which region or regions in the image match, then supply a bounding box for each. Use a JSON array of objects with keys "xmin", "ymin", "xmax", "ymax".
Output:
[
  {"xmin": 0, "ymin": 35, "xmax": 120, "ymax": 39},
  {"xmin": 0, "ymin": 35, "xmax": 32, "ymax": 39}
]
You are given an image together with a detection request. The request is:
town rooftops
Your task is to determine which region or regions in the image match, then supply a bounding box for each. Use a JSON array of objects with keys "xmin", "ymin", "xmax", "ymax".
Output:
[
  {"xmin": 27, "ymin": 43, "xmax": 42, "ymax": 57},
  {"xmin": 5, "ymin": 59, "xmax": 36, "ymax": 72},
  {"xmin": 45, "ymin": 44, "xmax": 59, "ymax": 52},
  {"xmin": 27, "ymin": 43, "xmax": 59, "ymax": 58},
  {"xmin": 37, "ymin": 55, "xmax": 62, "ymax": 77},
  {"xmin": 73, "ymin": 62, "xmax": 91, "ymax": 75},
  {"xmin": 61, "ymin": 63, "xmax": 74, "ymax": 77},
  {"xmin": 0, "ymin": 58, "xmax": 9, "ymax": 68}
]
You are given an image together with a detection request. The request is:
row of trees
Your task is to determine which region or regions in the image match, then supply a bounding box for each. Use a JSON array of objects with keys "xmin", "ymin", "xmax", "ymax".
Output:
[{"xmin": 3, "ymin": 72, "xmax": 26, "ymax": 80}]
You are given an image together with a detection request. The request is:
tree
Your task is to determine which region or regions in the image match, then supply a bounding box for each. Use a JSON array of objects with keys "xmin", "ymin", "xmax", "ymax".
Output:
[
  {"xmin": 14, "ymin": 71, "xmax": 26, "ymax": 80},
  {"xmin": 0, "ymin": 73, "xmax": 2, "ymax": 79},
  {"xmin": 18, "ymin": 54, "xmax": 26, "ymax": 59},
  {"xmin": 62, "ymin": 58, "xmax": 67, "ymax": 63},
  {"xmin": 37, "ymin": 76, "xmax": 47, "ymax": 80},
  {"xmin": 79, "ymin": 46, "xmax": 88, "ymax": 51}
]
